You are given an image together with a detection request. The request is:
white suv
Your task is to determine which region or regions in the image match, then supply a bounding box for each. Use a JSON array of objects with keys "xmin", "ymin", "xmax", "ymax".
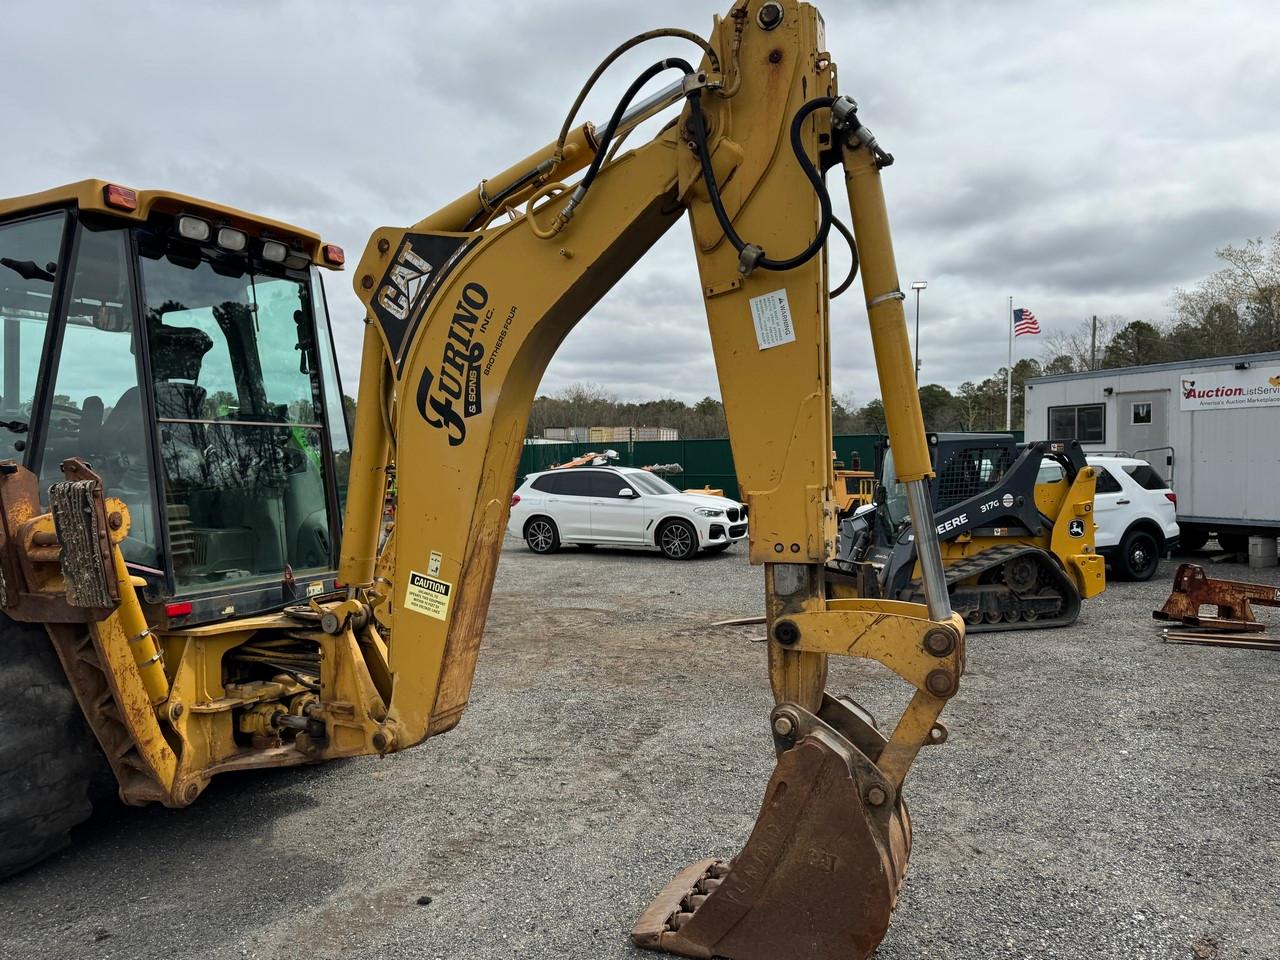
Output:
[
  {"xmin": 508, "ymin": 466, "xmax": 748, "ymax": 560},
  {"xmin": 1042, "ymin": 455, "xmax": 1179, "ymax": 581}
]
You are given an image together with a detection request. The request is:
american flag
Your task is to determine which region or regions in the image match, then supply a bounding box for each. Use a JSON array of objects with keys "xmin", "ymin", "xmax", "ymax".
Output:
[{"xmin": 1013, "ymin": 308, "xmax": 1040, "ymax": 337}]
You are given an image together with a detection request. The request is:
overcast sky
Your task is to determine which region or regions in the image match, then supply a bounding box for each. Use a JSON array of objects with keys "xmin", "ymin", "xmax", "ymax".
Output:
[{"xmin": 6, "ymin": 0, "xmax": 1278, "ymax": 406}]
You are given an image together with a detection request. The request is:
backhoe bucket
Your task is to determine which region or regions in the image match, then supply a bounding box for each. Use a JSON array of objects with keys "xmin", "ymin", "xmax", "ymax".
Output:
[{"xmin": 632, "ymin": 697, "xmax": 911, "ymax": 960}]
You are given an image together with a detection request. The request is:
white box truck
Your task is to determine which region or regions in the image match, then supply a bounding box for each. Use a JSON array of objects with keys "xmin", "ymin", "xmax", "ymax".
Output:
[{"xmin": 1024, "ymin": 350, "xmax": 1280, "ymax": 552}]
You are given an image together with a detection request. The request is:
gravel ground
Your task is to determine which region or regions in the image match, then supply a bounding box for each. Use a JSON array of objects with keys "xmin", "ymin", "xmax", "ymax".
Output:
[{"xmin": 2, "ymin": 540, "xmax": 1278, "ymax": 959}]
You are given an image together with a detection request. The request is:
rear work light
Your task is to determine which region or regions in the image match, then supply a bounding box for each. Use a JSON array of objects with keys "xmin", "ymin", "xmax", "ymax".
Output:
[
  {"xmin": 177, "ymin": 215, "xmax": 212, "ymax": 242},
  {"xmin": 1165, "ymin": 493, "xmax": 1177, "ymax": 507},
  {"xmin": 322, "ymin": 243, "xmax": 345, "ymax": 266},
  {"xmin": 510, "ymin": 494, "xmax": 521, "ymax": 507},
  {"xmin": 261, "ymin": 239, "xmax": 288, "ymax": 263},
  {"xmin": 103, "ymin": 183, "xmax": 138, "ymax": 211},
  {"xmin": 216, "ymin": 226, "xmax": 248, "ymax": 252}
]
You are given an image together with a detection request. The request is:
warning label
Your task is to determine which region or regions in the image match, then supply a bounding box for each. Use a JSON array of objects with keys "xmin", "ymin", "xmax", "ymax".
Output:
[
  {"xmin": 405, "ymin": 570, "xmax": 452, "ymax": 620},
  {"xmin": 749, "ymin": 289, "xmax": 796, "ymax": 350}
]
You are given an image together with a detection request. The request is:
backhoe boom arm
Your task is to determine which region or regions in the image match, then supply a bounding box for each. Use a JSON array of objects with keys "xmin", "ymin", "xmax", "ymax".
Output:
[{"xmin": 332, "ymin": 4, "xmax": 964, "ymax": 957}]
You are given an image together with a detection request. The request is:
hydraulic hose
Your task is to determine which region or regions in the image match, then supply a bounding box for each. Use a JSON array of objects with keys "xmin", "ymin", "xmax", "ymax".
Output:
[
  {"xmin": 829, "ymin": 214, "xmax": 859, "ymax": 299},
  {"xmin": 535, "ymin": 58, "xmax": 695, "ymax": 236},
  {"xmin": 575, "ymin": 58, "xmax": 695, "ymax": 204},
  {"xmin": 688, "ymin": 92, "xmax": 837, "ymax": 273},
  {"xmin": 554, "ymin": 30, "xmax": 721, "ymax": 159}
]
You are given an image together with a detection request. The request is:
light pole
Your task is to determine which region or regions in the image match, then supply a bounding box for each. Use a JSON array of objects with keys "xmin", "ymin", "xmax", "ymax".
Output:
[{"xmin": 910, "ymin": 281, "xmax": 927, "ymax": 382}]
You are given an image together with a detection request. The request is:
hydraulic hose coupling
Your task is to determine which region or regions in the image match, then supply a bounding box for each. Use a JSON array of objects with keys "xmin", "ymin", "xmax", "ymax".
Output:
[{"xmin": 831, "ymin": 95, "xmax": 895, "ymax": 168}]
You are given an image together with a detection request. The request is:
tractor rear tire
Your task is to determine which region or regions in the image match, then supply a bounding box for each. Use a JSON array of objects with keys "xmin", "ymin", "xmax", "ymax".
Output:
[{"xmin": 0, "ymin": 615, "xmax": 103, "ymax": 880}]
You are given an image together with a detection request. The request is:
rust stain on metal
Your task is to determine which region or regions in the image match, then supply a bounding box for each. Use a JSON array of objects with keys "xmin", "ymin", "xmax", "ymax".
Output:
[{"xmin": 1154, "ymin": 563, "xmax": 1280, "ymax": 632}]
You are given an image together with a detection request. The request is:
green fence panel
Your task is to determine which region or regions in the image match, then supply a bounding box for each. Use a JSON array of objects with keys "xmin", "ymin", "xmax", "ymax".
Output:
[{"xmin": 513, "ymin": 432, "xmax": 1027, "ymax": 496}]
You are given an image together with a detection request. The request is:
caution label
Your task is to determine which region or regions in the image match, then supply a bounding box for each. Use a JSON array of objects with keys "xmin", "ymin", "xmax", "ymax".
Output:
[
  {"xmin": 405, "ymin": 570, "xmax": 452, "ymax": 620},
  {"xmin": 749, "ymin": 289, "xmax": 796, "ymax": 350}
]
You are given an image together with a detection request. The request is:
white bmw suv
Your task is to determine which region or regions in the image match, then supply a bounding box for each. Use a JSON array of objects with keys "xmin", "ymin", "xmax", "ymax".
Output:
[{"xmin": 508, "ymin": 466, "xmax": 748, "ymax": 560}]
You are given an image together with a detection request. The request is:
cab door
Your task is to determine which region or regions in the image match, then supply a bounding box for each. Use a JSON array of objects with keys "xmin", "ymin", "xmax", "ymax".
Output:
[
  {"xmin": 29, "ymin": 219, "xmax": 161, "ymax": 571},
  {"xmin": 0, "ymin": 210, "xmax": 69, "ymax": 464},
  {"xmin": 587, "ymin": 471, "xmax": 646, "ymax": 542}
]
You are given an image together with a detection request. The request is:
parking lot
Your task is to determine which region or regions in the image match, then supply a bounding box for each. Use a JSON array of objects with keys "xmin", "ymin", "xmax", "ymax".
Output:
[{"xmin": 3, "ymin": 540, "xmax": 1279, "ymax": 960}]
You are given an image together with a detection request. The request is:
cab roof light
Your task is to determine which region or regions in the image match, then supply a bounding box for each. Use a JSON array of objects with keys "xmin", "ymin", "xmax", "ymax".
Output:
[
  {"xmin": 322, "ymin": 244, "xmax": 345, "ymax": 266},
  {"xmin": 261, "ymin": 239, "xmax": 288, "ymax": 263},
  {"xmin": 176, "ymin": 215, "xmax": 212, "ymax": 243},
  {"xmin": 216, "ymin": 226, "xmax": 248, "ymax": 252},
  {"xmin": 103, "ymin": 183, "xmax": 138, "ymax": 211}
]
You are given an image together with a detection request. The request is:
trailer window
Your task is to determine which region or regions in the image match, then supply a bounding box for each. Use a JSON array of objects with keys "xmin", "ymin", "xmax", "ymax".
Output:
[{"xmin": 1048, "ymin": 404, "xmax": 1105, "ymax": 443}]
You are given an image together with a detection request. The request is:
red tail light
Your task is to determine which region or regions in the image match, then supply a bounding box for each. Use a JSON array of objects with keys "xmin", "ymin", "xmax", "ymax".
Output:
[
  {"xmin": 1165, "ymin": 493, "xmax": 1177, "ymax": 507},
  {"xmin": 510, "ymin": 494, "xmax": 521, "ymax": 507},
  {"xmin": 103, "ymin": 183, "xmax": 138, "ymax": 211},
  {"xmin": 166, "ymin": 601, "xmax": 193, "ymax": 617}
]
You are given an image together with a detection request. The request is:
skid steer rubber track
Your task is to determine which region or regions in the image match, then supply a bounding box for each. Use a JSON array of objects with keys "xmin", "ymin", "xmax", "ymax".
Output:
[
  {"xmin": 904, "ymin": 544, "xmax": 1082, "ymax": 633},
  {"xmin": 0, "ymin": 614, "xmax": 104, "ymax": 879}
]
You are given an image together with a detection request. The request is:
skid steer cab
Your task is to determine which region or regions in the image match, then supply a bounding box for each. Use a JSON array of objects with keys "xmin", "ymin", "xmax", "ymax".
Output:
[{"xmin": 836, "ymin": 433, "xmax": 1106, "ymax": 630}]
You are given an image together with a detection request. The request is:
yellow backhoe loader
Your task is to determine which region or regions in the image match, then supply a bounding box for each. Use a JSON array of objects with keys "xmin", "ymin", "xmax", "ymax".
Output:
[{"xmin": 0, "ymin": 3, "xmax": 966, "ymax": 957}]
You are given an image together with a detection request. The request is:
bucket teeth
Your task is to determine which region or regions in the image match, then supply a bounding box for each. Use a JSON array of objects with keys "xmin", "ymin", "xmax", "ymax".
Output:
[{"xmin": 632, "ymin": 699, "xmax": 910, "ymax": 960}]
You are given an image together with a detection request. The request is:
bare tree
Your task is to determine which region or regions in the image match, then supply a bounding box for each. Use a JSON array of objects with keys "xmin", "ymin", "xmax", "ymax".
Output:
[
  {"xmin": 1041, "ymin": 314, "xmax": 1126, "ymax": 372},
  {"xmin": 1170, "ymin": 232, "xmax": 1280, "ymax": 356}
]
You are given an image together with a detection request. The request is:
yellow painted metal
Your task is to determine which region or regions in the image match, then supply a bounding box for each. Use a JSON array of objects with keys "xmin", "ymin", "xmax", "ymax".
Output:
[
  {"xmin": 348, "ymin": 135, "xmax": 685, "ymax": 748},
  {"xmin": 110, "ymin": 545, "xmax": 169, "ymax": 705},
  {"xmin": 783, "ymin": 602, "xmax": 964, "ymax": 693},
  {"xmin": 0, "ymin": 179, "xmax": 340, "ymax": 269},
  {"xmin": 878, "ymin": 688, "xmax": 948, "ymax": 789},
  {"xmin": 338, "ymin": 323, "xmax": 392, "ymax": 588},
  {"xmin": 351, "ymin": 123, "xmax": 600, "ymax": 366},
  {"xmin": 842, "ymin": 149, "xmax": 933, "ymax": 484},
  {"xmin": 1050, "ymin": 466, "xmax": 1106, "ymax": 598},
  {"xmin": 833, "ymin": 468, "xmax": 876, "ymax": 512},
  {"xmin": 87, "ymin": 609, "xmax": 179, "ymax": 795}
]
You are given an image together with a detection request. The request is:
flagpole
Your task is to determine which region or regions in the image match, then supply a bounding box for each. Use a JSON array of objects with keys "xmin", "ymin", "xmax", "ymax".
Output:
[{"xmin": 1005, "ymin": 296, "xmax": 1013, "ymax": 430}]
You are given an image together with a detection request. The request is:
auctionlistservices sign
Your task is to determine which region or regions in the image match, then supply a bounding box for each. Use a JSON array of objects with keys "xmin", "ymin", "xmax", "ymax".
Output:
[{"xmin": 1179, "ymin": 364, "xmax": 1280, "ymax": 411}]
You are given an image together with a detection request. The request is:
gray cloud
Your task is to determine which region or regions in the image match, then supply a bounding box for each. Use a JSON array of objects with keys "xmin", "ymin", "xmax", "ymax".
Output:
[{"xmin": 4, "ymin": 0, "xmax": 1277, "ymax": 409}]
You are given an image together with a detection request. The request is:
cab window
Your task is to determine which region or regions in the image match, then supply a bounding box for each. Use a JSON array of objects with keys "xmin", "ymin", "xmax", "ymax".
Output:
[
  {"xmin": 138, "ymin": 246, "xmax": 333, "ymax": 592},
  {"xmin": 36, "ymin": 223, "xmax": 158, "ymax": 567},
  {"xmin": 0, "ymin": 212, "xmax": 67, "ymax": 461}
]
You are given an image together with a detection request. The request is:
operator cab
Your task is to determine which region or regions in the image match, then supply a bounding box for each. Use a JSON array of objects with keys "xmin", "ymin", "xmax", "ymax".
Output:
[{"xmin": 0, "ymin": 181, "xmax": 351, "ymax": 624}]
